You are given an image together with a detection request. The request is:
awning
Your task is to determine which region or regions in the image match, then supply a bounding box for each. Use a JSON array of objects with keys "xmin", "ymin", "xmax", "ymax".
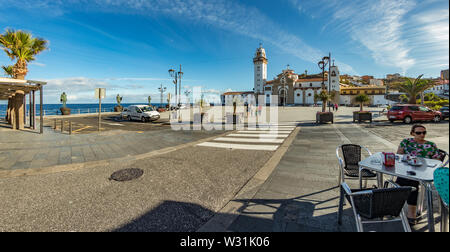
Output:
[{"xmin": 0, "ymin": 77, "xmax": 46, "ymax": 100}]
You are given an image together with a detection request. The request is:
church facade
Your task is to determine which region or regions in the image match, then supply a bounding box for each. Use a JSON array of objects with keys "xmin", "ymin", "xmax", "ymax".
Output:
[{"xmin": 253, "ymin": 45, "xmax": 341, "ymax": 105}]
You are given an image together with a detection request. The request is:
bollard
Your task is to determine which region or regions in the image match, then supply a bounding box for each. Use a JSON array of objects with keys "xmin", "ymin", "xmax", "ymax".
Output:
[
  {"xmin": 61, "ymin": 120, "xmax": 64, "ymax": 133},
  {"xmin": 69, "ymin": 121, "xmax": 72, "ymax": 135},
  {"xmin": 54, "ymin": 119, "xmax": 57, "ymax": 129}
]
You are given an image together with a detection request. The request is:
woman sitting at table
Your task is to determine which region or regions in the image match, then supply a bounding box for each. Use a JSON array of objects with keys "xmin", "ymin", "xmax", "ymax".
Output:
[{"xmin": 397, "ymin": 124, "xmax": 442, "ymax": 224}]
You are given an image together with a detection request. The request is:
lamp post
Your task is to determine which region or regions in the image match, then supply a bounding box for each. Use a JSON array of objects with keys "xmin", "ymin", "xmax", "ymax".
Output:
[
  {"xmin": 318, "ymin": 55, "xmax": 330, "ymax": 111},
  {"xmin": 158, "ymin": 84, "xmax": 166, "ymax": 108},
  {"xmin": 168, "ymin": 65, "xmax": 184, "ymax": 108},
  {"xmin": 184, "ymin": 89, "xmax": 191, "ymax": 106}
]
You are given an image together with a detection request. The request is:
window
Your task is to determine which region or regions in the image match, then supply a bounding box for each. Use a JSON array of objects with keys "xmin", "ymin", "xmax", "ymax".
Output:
[
  {"xmin": 390, "ymin": 106, "xmax": 403, "ymax": 111},
  {"xmin": 308, "ymin": 93, "xmax": 312, "ymax": 97},
  {"xmin": 310, "ymin": 83, "xmax": 313, "ymax": 87},
  {"xmin": 267, "ymin": 94, "xmax": 270, "ymax": 98},
  {"xmin": 331, "ymin": 71, "xmax": 336, "ymax": 77},
  {"xmin": 297, "ymin": 93, "xmax": 300, "ymax": 97}
]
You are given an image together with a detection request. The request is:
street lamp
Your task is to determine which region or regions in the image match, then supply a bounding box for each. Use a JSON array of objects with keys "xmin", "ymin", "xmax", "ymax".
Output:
[
  {"xmin": 158, "ymin": 84, "xmax": 166, "ymax": 108},
  {"xmin": 168, "ymin": 65, "xmax": 183, "ymax": 107},
  {"xmin": 184, "ymin": 89, "xmax": 191, "ymax": 106},
  {"xmin": 318, "ymin": 55, "xmax": 330, "ymax": 111}
]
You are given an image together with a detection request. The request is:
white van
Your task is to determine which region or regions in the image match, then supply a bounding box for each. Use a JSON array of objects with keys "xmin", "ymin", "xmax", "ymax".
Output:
[{"xmin": 121, "ymin": 105, "xmax": 160, "ymax": 122}]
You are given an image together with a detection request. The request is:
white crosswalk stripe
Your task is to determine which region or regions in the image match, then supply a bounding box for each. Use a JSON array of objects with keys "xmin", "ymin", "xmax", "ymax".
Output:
[
  {"xmin": 214, "ymin": 137, "xmax": 285, "ymax": 144},
  {"xmin": 197, "ymin": 123, "xmax": 297, "ymax": 151},
  {"xmin": 237, "ymin": 130, "xmax": 293, "ymax": 134},
  {"xmin": 197, "ymin": 142, "xmax": 279, "ymax": 151}
]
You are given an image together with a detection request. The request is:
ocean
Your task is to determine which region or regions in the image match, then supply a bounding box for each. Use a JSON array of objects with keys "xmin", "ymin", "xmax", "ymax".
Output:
[{"xmin": 0, "ymin": 103, "xmax": 170, "ymax": 116}]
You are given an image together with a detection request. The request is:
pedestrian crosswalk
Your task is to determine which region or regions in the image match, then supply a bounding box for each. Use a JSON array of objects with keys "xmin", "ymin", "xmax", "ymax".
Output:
[{"xmin": 196, "ymin": 122, "xmax": 297, "ymax": 151}]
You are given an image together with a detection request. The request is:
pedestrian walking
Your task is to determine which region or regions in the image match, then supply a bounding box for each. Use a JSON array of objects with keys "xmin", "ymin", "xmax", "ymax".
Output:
[
  {"xmin": 332, "ymin": 103, "xmax": 335, "ymax": 111},
  {"xmin": 335, "ymin": 103, "xmax": 339, "ymax": 111}
]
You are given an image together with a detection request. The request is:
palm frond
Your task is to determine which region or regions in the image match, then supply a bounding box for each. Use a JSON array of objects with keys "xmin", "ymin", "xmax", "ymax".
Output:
[{"xmin": 2, "ymin": 65, "xmax": 14, "ymax": 77}]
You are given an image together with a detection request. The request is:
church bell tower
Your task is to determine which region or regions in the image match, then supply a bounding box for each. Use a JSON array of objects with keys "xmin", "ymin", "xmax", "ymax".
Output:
[{"xmin": 253, "ymin": 44, "xmax": 268, "ymax": 95}]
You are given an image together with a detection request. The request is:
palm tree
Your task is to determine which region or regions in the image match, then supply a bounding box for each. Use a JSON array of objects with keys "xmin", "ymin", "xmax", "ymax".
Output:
[
  {"xmin": 355, "ymin": 94, "xmax": 370, "ymax": 111},
  {"xmin": 0, "ymin": 29, "xmax": 48, "ymax": 80},
  {"xmin": 2, "ymin": 65, "xmax": 14, "ymax": 77},
  {"xmin": 391, "ymin": 74, "xmax": 435, "ymax": 104},
  {"xmin": 314, "ymin": 91, "xmax": 334, "ymax": 112}
]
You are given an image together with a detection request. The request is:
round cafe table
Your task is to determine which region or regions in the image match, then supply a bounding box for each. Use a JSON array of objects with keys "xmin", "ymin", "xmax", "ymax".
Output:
[{"xmin": 359, "ymin": 153, "xmax": 443, "ymax": 232}]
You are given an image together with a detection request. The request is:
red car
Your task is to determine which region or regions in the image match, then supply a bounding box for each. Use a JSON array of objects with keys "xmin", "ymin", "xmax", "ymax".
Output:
[{"xmin": 387, "ymin": 104, "xmax": 442, "ymax": 124}]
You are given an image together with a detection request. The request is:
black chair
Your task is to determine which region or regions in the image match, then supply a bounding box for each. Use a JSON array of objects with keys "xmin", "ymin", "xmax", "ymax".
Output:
[
  {"xmin": 336, "ymin": 144, "xmax": 377, "ymax": 188},
  {"xmin": 338, "ymin": 181, "xmax": 414, "ymax": 232}
]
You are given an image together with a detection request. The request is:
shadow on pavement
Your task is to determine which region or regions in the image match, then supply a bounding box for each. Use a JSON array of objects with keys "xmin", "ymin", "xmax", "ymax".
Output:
[
  {"xmin": 227, "ymin": 186, "xmax": 359, "ymax": 232},
  {"xmin": 110, "ymin": 187, "xmax": 365, "ymax": 232}
]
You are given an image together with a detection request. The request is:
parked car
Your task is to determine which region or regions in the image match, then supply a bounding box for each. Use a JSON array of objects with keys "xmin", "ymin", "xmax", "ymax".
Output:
[
  {"xmin": 440, "ymin": 106, "xmax": 449, "ymax": 120},
  {"xmin": 121, "ymin": 105, "xmax": 160, "ymax": 122},
  {"xmin": 387, "ymin": 104, "xmax": 442, "ymax": 124}
]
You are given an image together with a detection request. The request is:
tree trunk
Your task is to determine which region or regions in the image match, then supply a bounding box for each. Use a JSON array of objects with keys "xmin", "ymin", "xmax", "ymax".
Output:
[
  {"xmin": 13, "ymin": 60, "xmax": 27, "ymax": 80},
  {"xmin": 360, "ymin": 103, "xmax": 363, "ymax": 111}
]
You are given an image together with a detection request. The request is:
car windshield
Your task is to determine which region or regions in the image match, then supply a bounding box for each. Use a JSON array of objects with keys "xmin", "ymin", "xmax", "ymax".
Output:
[
  {"xmin": 140, "ymin": 106, "xmax": 155, "ymax": 112},
  {"xmin": 390, "ymin": 106, "xmax": 403, "ymax": 111}
]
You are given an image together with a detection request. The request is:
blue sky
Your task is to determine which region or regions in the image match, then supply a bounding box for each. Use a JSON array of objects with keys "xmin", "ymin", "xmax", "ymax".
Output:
[{"xmin": 0, "ymin": 0, "xmax": 448, "ymax": 104}]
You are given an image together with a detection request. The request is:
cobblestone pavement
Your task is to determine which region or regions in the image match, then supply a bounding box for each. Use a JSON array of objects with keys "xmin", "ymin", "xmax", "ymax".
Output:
[
  {"xmin": 0, "ymin": 107, "xmax": 447, "ymax": 232},
  {"xmin": 0, "ymin": 120, "xmax": 227, "ymax": 173}
]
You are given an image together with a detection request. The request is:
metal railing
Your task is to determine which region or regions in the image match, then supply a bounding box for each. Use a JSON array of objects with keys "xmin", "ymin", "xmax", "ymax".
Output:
[{"xmin": 0, "ymin": 108, "xmax": 116, "ymax": 117}]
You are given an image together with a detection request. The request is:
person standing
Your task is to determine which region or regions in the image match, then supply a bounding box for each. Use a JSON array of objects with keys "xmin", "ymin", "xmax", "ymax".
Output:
[{"xmin": 335, "ymin": 103, "xmax": 338, "ymax": 111}]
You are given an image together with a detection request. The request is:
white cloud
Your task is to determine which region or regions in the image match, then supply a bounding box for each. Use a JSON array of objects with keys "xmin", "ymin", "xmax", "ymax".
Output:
[
  {"xmin": 7, "ymin": 0, "xmax": 355, "ymax": 73},
  {"xmin": 289, "ymin": 0, "xmax": 449, "ymax": 75},
  {"xmin": 29, "ymin": 62, "xmax": 46, "ymax": 67},
  {"xmin": 330, "ymin": 0, "xmax": 416, "ymax": 72}
]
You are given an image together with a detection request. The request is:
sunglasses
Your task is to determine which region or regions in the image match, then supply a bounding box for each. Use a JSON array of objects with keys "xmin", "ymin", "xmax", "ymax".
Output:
[{"xmin": 414, "ymin": 131, "xmax": 427, "ymax": 135}]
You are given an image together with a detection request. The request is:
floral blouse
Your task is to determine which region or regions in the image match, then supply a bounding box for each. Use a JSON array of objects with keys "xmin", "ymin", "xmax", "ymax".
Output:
[{"xmin": 399, "ymin": 138, "xmax": 441, "ymax": 159}]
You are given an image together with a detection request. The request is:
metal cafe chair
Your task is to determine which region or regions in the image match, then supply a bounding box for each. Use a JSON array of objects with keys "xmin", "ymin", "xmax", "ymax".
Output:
[
  {"xmin": 338, "ymin": 181, "xmax": 414, "ymax": 232},
  {"xmin": 434, "ymin": 167, "xmax": 449, "ymax": 232},
  {"xmin": 336, "ymin": 144, "xmax": 377, "ymax": 189}
]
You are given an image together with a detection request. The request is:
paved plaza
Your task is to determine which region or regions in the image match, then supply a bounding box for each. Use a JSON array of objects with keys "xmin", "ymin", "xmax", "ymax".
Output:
[{"xmin": 0, "ymin": 106, "xmax": 448, "ymax": 232}]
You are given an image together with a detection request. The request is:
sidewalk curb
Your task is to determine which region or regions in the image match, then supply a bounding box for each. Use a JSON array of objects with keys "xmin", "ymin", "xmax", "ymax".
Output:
[
  {"xmin": 0, "ymin": 131, "xmax": 231, "ymax": 179},
  {"xmin": 197, "ymin": 126, "xmax": 301, "ymax": 232}
]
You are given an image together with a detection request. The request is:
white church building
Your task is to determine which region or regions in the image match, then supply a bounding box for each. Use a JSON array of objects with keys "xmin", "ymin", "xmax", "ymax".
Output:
[{"xmin": 222, "ymin": 44, "xmax": 389, "ymax": 106}]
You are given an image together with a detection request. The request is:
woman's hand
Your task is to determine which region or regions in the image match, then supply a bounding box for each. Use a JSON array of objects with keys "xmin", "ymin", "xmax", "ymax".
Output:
[{"xmin": 397, "ymin": 147, "xmax": 405, "ymax": 155}]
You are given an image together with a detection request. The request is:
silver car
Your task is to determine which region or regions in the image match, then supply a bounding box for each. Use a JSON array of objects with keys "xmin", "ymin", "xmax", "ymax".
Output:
[{"xmin": 122, "ymin": 105, "xmax": 160, "ymax": 122}]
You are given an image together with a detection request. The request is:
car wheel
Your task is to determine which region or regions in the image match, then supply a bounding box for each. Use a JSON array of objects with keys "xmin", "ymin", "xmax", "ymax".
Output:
[
  {"xmin": 433, "ymin": 115, "xmax": 441, "ymax": 123},
  {"xmin": 389, "ymin": 120, "xmax": 395, "ymax": 123},
  {"xmin": 141, "ymin": 117, "xmax": 147, "ymax": 123},
  {"xmin": 403, "ymin": 116, "xmax": 412, "ymax": 124},
  {"xmin": 128, "ymin": 116, "xmax": 132, "ymax": 121}
]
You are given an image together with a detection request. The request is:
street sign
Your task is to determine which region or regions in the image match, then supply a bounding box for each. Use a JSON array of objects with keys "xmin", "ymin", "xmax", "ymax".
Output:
[
  {"xmin": 95, "ymin": 88, "xmax": 106, "ymax": 99},
  {"xmin": 95, "ymin": 88, "xmax": 106, "ymax": 131}
]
